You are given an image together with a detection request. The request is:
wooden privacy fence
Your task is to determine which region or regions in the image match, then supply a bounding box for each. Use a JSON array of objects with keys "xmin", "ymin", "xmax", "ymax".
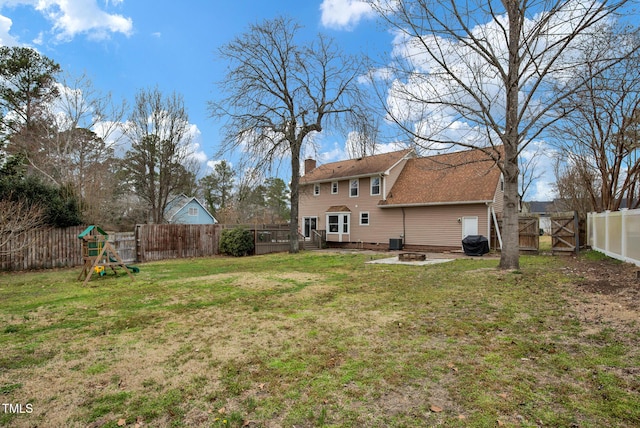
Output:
[
  {"xmin": 551, "ymin": 212, "xmax": 583, "ymax": 255},
  {"xmin": 0, "ymin": 226, "xmax": 140, "ymax": 271},
  {"xmin": 135, "ymin": 224, "xmax": 220, "ymax": 262},
  {"xmin": 112, "ymin": 232, "xmax": 136, "ymax": 263},
  {"xmin": 0, "ymin": 226, "xmax": 85, "ymax": 271},
  {"xmin": 1, "ymin": 223, "xmax": 301, "ymax": 271},
  {"xmin": 491, "ymin": 215, "xmax": 540, "ymax": 254}
]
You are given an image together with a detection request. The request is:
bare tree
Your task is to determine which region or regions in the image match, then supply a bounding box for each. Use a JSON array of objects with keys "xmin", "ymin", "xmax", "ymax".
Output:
[
  {"xmin": 45, "ymin": 73, "xmax": 127, "ymax": 223},
  {"xmin": 552, "ymin": 155, "xmax": 598, "ymax": 216},
  {"xmin": 369, "ymin": 0, "xmax": 636, "ymax": 269},
  {"xmin": 519, "ymin": 143, "xmax": 546, "ymax": 203},
  {"xmin": 210, "ymin": 16, "xmax": 368, "ymax": 253},
  {"xmin": 346, "ymin": 117, "xmax": 381, "ymax": 159},
  {"xmin": 0, "ymin": 198, "xmax": 46, "ymax": 256},
  {"xmin": 552, "ymin": 27, "xmax": 640, "ymax": 212},
  {"xmin": 121, "ymin": 87, "xmax": 197, "ymax": 224}
]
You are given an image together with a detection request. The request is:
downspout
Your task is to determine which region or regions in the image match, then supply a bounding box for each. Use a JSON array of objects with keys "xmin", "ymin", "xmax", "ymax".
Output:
[
  {"xmin": 402, "ymin": 207, "xmax": 406, "ymax": 246},
  {"xmin": 491, "ymin": 205, "xmax": 503, "ymax": 250}
]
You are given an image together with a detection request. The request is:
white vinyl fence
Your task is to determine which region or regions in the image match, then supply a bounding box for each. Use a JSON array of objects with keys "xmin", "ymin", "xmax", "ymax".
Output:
[{"xmin": 587, "ymin": 209, "xmax": 640, "ymax": 266}]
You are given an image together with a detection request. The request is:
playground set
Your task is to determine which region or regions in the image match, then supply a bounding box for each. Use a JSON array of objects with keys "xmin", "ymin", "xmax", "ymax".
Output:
[{"xmin": 77, "ymin": 225, "xmax": 139, "ymax": 286}]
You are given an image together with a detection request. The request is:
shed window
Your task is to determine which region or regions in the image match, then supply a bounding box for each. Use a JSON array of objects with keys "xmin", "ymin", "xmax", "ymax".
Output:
[{"xmin": 188, "ymin": 207, "xmax": 198, "ymax": 216}]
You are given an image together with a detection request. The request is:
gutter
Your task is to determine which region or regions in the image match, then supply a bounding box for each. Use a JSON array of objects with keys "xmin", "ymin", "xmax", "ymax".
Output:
[
  {"xmin": 301, "ymin": 172, "xmax": 385, "ymax": 185},
  {"xmin": 379, "ymin": 200, "xmax": 494, "ymax": 208}
]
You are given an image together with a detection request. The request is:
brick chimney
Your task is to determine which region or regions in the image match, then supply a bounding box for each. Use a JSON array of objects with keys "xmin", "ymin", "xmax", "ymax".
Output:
[{"xmin": 304, "ymin": 158, "xmax": 316, "ymax": 175}]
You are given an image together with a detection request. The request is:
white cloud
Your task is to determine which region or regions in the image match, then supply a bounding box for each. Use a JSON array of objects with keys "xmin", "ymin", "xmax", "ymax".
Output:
[
  {"xmin": 0, "ymin": 14, "xmax": 19, "ymax": 45},
  {"xmin": 206, "ymin": 159, "xmax": 232, "ymax": 171},
  {"xmin": 187, "ymin": 124, "xmax": 208, "ymax": 165},
  {"xmin": 0, "ymin": 0, "xmax": 132, "ymax": 43},
  {"xmin": 520, "ymin": 142, "xmax": 557, "ymax": 201},
  {"xmin": 44, "ymin": 0, "xmax": 133, "ymax": 41},
  {"xmin": 32, "ymin": 31, "xmax": 44, "ymax": 45},
  {"xmin": 320, "ymin": 0, "xmax": 375, "ymax": 30},
  {"xmin": 529, "ymin": 179, "xmax": 556, "ymax": 201},
  {"xmin": 317, "ymin": 141, "xmax": 348, "ymax": 163}
]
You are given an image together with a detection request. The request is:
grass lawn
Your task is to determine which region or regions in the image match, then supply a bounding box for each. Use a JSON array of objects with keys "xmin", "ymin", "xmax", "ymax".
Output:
[{"xmin": 0, "ymin": 251, "xmax": 638, "ymax": 427}]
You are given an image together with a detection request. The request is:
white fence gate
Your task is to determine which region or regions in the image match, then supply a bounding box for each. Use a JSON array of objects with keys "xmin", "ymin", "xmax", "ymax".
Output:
[{"xmin": 587, "ymin": 209, "xmax": 640, "ymax": 266}]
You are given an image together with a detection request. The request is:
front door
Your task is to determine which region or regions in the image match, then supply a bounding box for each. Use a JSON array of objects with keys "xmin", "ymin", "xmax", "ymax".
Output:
[{"xmin": 303, "ymin": 217, "xmax": 317, "ymax": 239}]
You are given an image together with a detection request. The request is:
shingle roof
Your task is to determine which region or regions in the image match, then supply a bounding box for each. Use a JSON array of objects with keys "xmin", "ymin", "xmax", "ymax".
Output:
[
  {"xmin": 300, "ymin": 148, "xmax": 415, "ymax": 184},
  {"xmin": 326, "ymin": 205, "xmax": 351, "ymax": 212},
  {"xmin": 527, "ymin": 201, "xmax": 554, "ymax": 213},
  {"xmin": 380, "ymin": 147, "xmax": 503, "ymax": 207}
]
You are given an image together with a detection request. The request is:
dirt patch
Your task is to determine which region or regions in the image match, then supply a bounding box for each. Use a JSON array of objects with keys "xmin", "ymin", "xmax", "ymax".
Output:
[
  {"xmin": 561, "ymin": 255, "xmax": 640, "ymax": 334},
  {"xmin": 165, "ymin": 272, "xmax": 325, "ymax": 292}
]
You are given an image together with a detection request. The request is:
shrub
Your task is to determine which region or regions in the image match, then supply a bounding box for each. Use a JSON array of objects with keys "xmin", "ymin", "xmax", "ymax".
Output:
[
  {"xmin": 0, "ymin": 165, "xmax": 82, "ymax": 227},
  {"xmin": 219, "ymin": 228, "xmax": 254, "ymax": 257}
]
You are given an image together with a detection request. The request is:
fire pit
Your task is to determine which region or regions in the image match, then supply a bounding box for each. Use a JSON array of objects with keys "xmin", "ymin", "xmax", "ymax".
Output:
[{"xmin": 398, "ymin": 252, "xmax": 426, "ymax": 262}]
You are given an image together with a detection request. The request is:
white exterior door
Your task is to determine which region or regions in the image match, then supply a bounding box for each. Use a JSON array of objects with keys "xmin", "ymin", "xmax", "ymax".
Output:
[{"xmin": 462, "ymin": 216, "xmax": 479, "ymax": 238}]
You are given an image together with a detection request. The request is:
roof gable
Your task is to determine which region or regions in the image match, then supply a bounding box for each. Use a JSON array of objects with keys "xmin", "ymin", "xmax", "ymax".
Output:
[
  {"xmin": 381, "ymin": 147, "xmax": 503, "ymax": 207},
  {"xmin": 300, "ymin": 149, "xmax": 415, "ymax": 184},
  {"xmin": 165, "ymin": 194, "xmax": 217, "ymax": 223}
]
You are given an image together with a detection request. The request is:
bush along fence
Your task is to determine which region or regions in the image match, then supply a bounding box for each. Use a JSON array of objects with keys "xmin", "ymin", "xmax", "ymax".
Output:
[{"xmin": 587, "ymin": 208, "xmax": 640, "ymax": 266}]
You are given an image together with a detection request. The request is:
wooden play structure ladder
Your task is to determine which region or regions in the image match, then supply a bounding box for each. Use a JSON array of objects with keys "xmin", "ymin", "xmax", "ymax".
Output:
[{"xmin": 77, "ymin": 225, "xmax": 136, "ymax": 286}]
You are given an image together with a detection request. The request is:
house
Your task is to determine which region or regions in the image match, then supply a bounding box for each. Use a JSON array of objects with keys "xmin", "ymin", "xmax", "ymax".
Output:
[
  {"xmin": 299, "ymin": 147, "xmax": 504, "ymax": 251},
  {"xmin": 164, "ymin": 194, "xmax": 217, "ymax": 225}
]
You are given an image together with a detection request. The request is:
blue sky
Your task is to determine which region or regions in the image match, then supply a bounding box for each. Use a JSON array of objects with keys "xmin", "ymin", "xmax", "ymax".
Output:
[
  {"xmin": 0, "ymin": 1, "xmax": 387, "ymax": 159},
  {"xmin": 0, "ymin": 0, "xmax": 568, "ymax": 200}
]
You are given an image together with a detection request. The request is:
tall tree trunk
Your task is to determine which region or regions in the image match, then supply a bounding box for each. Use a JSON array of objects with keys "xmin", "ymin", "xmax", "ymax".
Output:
[
  {"xmin": 289, "ymin": 146, "xmax": 301, "ymax": 253},
  {"xmin": 501, "ymin": 145, "xmax": 521, "ymax": 270},
  {"xmin": 500, "ymin": 1, "xmax": 523, "ymax": 270}
]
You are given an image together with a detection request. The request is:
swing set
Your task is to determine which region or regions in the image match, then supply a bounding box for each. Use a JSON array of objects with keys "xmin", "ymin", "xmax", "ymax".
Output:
[{"xmin": 77, "ymin": 225, "xmax": 139, "ymax": 286}]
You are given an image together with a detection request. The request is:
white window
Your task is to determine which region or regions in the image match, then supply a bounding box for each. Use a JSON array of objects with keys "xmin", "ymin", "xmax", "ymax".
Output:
[
  {"xmin": 371, "ymin": 177, "xmax": 381, "ymax": 196},
  {"xmin": 331, "ymin": 181, "xmax": 338, "ymax": 194},
  {"xmin": 350, "ymin": 179, "xmax": 359, "ymax": 197},
  {"xmin": 328, "ymin": 215, "xmax": 339, "ymax": 233},
  {"xmin": 360, "ymin": 212, "xmax": 369, "ymax": 226},
  {"xmin": 188, "ymin": 207, "xmax": 198, "ymax": 216},
  {"xmin": 326, "ymin": 213, "xmax": 350, "ymax": 240},
  {"xmin": 314, "ymin": 183, "xmax": 320, "ymax": 196}
]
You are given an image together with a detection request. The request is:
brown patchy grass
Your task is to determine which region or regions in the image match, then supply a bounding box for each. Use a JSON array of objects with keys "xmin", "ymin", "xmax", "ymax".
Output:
[{"xmin": 1, "ymin": 251, "xmax": 639, "ymax": 427}]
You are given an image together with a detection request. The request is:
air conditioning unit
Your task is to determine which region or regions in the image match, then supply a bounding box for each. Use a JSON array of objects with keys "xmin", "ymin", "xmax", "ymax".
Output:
[{"xmin": 389, "ymin": 238, "xmax": 403, "ymax": 251}]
